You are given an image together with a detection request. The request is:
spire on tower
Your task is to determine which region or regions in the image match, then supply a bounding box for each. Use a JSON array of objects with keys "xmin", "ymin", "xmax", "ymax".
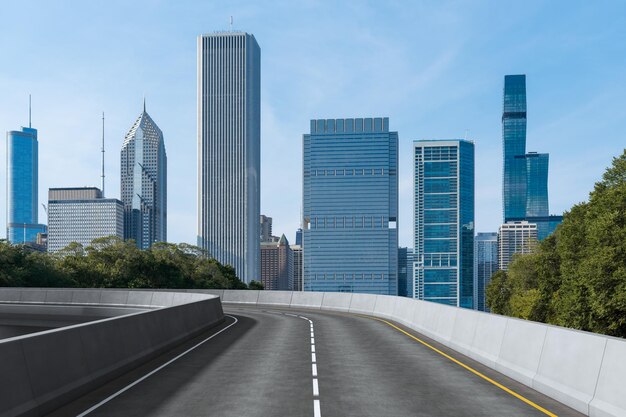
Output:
[{"xmin": 143, "ymin": 96, "xmax": 146, "ymax": 113}]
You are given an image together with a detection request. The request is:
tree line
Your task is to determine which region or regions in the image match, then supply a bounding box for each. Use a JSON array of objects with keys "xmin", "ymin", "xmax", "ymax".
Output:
[
  {"xmin": 0, "ymin": 236, "xmax": 263, "ymax": 290},
  {"xmin": 487, "ymin": 150, "xmax": 626, "ymax": 338}
]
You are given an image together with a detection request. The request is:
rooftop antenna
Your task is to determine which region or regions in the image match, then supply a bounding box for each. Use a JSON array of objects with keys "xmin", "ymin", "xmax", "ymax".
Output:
[
  {"xmin": 101, "ymin": 112, "xmax": 105, "ymax": 197},
  {"xmin": 28, "ymin": 94, "xmax": 32, "ymax": 128},
  {"xmin": 143, "ymin": 95, "xmax": 146, "ymax": 113},
  {"xmin": 230, "ymin": 16, "xmax": 233, "ymax": 31}
]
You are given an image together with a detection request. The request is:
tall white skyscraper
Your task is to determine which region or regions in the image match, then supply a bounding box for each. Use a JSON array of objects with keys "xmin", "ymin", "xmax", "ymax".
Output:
[
  {"xmin": 121, "ymin": 102, "xmax": 167, "ymax": 249},
  {"xmin": 197, "ymin": 32, "xmax": 260, "ymax": 283}
]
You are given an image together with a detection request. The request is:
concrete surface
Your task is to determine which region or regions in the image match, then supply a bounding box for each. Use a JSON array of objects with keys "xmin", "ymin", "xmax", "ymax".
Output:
[
  {"xmin": 51, "ymin": 305, "xmax": 583, "ymax": 417},
  {"xmin": 0, "ymin": 289, "xmax": 224, "ymax": 417}
]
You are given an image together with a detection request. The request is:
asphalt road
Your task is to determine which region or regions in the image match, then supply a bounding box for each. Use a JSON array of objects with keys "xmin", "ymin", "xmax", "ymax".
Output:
[{"xmin": 51, "ymin": 306, "xmax": 583, "ymax": 417}]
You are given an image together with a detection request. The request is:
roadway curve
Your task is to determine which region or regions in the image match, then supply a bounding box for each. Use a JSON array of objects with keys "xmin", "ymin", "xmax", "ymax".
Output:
[{"xmin": 51, "ymin": 305, "xmax": 583, "ymax": 417}]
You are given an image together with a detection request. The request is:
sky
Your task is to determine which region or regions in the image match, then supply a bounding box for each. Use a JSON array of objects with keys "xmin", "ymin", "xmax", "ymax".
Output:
[{"xmin": 1, "ymin": 0, "xmax": 626, "ymax": 247}]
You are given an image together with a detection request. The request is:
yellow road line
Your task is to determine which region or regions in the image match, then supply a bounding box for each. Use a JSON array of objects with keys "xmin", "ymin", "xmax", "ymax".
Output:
[{"xmin": 358, "ymin": 315, "xmax": 557, "ymax": 417}]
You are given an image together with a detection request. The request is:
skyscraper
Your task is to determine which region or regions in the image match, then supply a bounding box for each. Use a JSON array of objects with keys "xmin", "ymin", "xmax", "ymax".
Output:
[
  {"xmin": 6, "ymin": 103, "xmax": 47, "ymax": 244},
  {"xmin": 414, "ymin": 140, "xmax": 474, "ymax": 308},
  {"xmin": 121, "ymin": 102, "xmax": 167, "ymax": 249},
  {"xmin": 502, "ymin": 74, "xmax": 528, "ymax": 221},
  {"xmin": 260, "ymin": 234, "xmax": 293, "ymax": 290},
  {"xmin": 291, "ymin": 243, "xmax": 303, "ymax": 291},
  {"xmin": 197, "ymin": 31, "xmax": 260, "ymax": 283},
  {"xmin": 474, "ymin": 232, "xmax": 498, "ymax": 312},
  {"xmin": 498, "ymin": 221, "xmax": 538, "ymax": 271},
  {"xmin": 502, "ymin": 75, "xmax": 561, "ymax": 239},
  {"xmin": 47, "ymin": 187, "xmax": 123, "ymax": 252},
  {"xmin": 398, "ymin": 247, "xmax": 415, "ymax": 298},
  {"xmin": 260, "ymin": 215, "xmax": 277, "ymax": 242},
  {"xmin": 303, "ymin": 118, "xmax": 398, "ymax": 294}
]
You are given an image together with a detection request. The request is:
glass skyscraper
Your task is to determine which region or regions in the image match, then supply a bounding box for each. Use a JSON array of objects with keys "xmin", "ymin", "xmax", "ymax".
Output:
[
  {"xmin": 398, "ymin": 247, "xmax": 415, "ymax": 297},
  {"xmin": 121, "ymin": 102, "xmax": 167, "ymax": 249},
  {"xmin": 197, "ymin": 32, "xmax": 260, "ymax": 283},
  {"xmin": 414, "ymin": 140, "xmax": 474, "ymax": 308},
  {"xmin": 474, "ymin": 232, "xmax": 498, "ymax": 312},
  {"xmin": 502, "ymin": 74, "xmax": 561, "ymax": 239},
  {"xmin": 6, "ymin": 126, "xmax": 46, "ymax": 244},
  {"xmin": 303, "ymin": 118, "xmax": 398, "ymax": 294},
  {"xmin": 502, "ymin": 74, "xmax": 528, "ymax": 221}
]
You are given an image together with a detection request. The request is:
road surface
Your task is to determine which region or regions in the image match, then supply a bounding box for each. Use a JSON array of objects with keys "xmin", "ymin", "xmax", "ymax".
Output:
[{"xmin": 51, "ymin": 305, "xmax": 583, "ymax": 417}]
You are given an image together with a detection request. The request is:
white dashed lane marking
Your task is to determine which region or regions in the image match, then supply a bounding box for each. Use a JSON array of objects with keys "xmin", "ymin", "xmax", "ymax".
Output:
[{"xmin": 298, "ymin": 315, "xmax": 321, "ymax": 417}]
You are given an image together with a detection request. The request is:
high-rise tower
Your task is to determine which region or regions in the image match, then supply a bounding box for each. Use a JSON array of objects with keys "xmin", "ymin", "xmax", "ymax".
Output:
[
  {"xmin": 120, "ymin": 102, "xmax": 167, "ymax": 249},
  {"xmin": 6, "ymin": 98, "xmax": 47, "ymax": 244},
  {"xmin": 303, "ymin": 118, "xmax": 398, "ymax": 295},
  {"xmin": 413, "ymin": 139, "xmax": 475, "ymax": 308},
  {"xmin": 197, "ymin": 32, "xmax": 261, "ymax": 283},
  {"xmin": 502, "ymin": 75, "xmax": 561, "ymax": 240}
]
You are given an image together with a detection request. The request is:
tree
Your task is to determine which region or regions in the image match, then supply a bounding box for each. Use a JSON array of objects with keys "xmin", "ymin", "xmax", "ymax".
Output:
[{"xmin": 487, "ymin": 149, "xmax": 626, "ymax": 338}]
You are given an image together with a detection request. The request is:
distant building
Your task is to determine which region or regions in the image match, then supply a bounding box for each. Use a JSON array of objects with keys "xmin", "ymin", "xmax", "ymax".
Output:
[
  {"xmin": 398, "ymin": 247, "xmax": 415, "ymax": 297},
  {"xmin": 260, "ymin": 215, "xmax": 278, "ymax": 242},
  {"xmin": 260, "ymin": 234, "xmax": 293, "ymax": 290},
  {"xmin": 197, "ymin": 31, "xmax": 261, "ymax": 283},
  {"xmin": 291, "ymin": 244, "xmax": 303, "ymax": 291},
  {"xmin": 502, "ymin": 75, "xmax": 562, "ymax": 239},
  {"xmin": 47, "ymin": 187, "xmax": 124, "ymax": 252},
  {"xmin": 498, "ymin": 221, "xmax": 538, "ymax": 271},
  {"xmin": 303, "ymin": 117, "xmax": 398, "ymax": 294},
  {"xmin": 414, "ymin": 140, "xmax": 474, "ymax": 308},
  {"xmin": 6, "ymin": 124, "xmax": 47, "ymax": 244},
  {"xmin": 295, "ymin": 228, "xmax": 303, "ymax": 246},
  {"xmin": 121, "ymin": 102, "xmax": 167, "ymax": 249},
  {"xmin": 474, "ymin": 232, "xmax": 498, "ymax": 311}
]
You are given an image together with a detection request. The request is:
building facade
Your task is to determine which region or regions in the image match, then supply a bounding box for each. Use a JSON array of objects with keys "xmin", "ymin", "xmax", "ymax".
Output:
[
  {"xmin": 120, "ymin": 103, "xmax": 167, "ymax": 249},
  {"xmin": 291, "ymin": 244, "xmax": 303, "ymax": 291},
  {"xmin": 47, "ymin": 187, "xmax": 124, "ymax": 252},
  {"xmin": 502, "ymin": 75, "xmax": 561, "ymax": 239},
  {"xmin": 414, "ymin": 140, "xmax": 475, "ymax": 308},
  {"xmin": 474, "ymin": 232, "xmax": 498, "ymax": 311},
  {"xmin": 197, "ymin": 31, "xmax": 260, "ymax": 283},
  {"xmin": 260, "ymin": 215, "xmax": 278, "ymax": 242},
  {"xmin": 303, "ymin": 117, "xmax": 398, "ymax": 294},
  {"xmin": 6, "ymin": 126, "xmax": 47, "ymax": 243},
  {"xmin": 398, "ymin": 247, "xmax": 415, "ymax": 298},
  {"xmin": 260, "ymin": 234, "xmax": 293, "ymax": 290},
  {"xmin": 498, "ymin": 221, "xmax": 538, "ymax": 271}
]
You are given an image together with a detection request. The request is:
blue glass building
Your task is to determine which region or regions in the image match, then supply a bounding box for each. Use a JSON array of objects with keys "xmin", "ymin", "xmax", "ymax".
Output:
[
  {"xmin": 398, "ymin": 247, "xmax": 415, "ymax": 297},
  {"xmin": 502, "ymin": 75, "xmax": 528, "ymax": 221},
  {"xmin": 474, "ymin": 232, "xmax": 498, "ymax": 311},
  {"xmin": 6, "ymin": 127, "xmax": 46, "ymax": 243},
  {"xmin": 502, "ymin": 75, "xmax": 561, "ymax": 239},
  {"xmin": 414, "ymin": 140, "xmax": 474, "ymax": 308},
  {"xmin": 303, "ymin": 118, "xmax": 398, "ymax": 294}
]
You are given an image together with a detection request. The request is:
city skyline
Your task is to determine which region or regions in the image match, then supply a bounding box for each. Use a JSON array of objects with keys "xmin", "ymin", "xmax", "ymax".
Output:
[{"xmin": 1, "ymin": 2, "xmax": 626, "ymax": 248}]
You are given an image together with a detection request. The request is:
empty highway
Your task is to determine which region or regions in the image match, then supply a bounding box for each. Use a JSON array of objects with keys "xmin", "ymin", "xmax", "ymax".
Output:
[{"xmin": 51, "ymin": 306, "xmax": 583, "ymax": 417}]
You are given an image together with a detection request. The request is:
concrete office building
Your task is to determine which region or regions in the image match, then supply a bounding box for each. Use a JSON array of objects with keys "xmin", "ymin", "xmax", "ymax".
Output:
[
  {"xmin": 502, "ymin": 75, "xmax": 562, "ymax": 239},
  {"xmin": 260, "ymin": 215, "xmax": 278, "ymax": 242},
  {"xmin": 498, "ymin": 221, "xmax": 538, "ymax": 271},
  {"xmin": 303, "ymin": 117, "xmax": 398, "ymax": 294},
  {"xmin": 121, "ymin": 102, "xmax": 167, "ymax": 249},
  {"xmin": 474, "ymin": 232, "xmax": 498, "ymax": 311},
  {"xmin": 414, "ymin": 140, "xmax": 475, "ymax": 308},
  {"xmin": 291, "ymin": 244, "xmax": 303, "ymax": 291},
  {"xmin": 197, "ymin": 31, "xmax": 260, "ymax": 283},
  {"xmin": 6, "ymin": 116, "xmax": 47, "ymax": 244},
  {"xmin": 260, "ymin": 234, "xmax": 293, "ymax": 290},
  {"xmin": 47, "ymin": 187, "xmax": 124, "ymax": 252}
]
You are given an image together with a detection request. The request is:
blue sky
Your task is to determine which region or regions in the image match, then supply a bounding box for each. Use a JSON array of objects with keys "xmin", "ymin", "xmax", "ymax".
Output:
[{"xmin": 1, "ymin": 1, "xmax": 626, "ymax": 247}]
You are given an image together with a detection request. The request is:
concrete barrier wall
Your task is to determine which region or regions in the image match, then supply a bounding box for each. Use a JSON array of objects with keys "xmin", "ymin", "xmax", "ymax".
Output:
[
  {"xmin": 0, "ymin": 288, "xmax": 224, "ymax": 417},
  {"xmin": 224, "ymin": 290, "xmax": 626, "ymax": 417}
]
